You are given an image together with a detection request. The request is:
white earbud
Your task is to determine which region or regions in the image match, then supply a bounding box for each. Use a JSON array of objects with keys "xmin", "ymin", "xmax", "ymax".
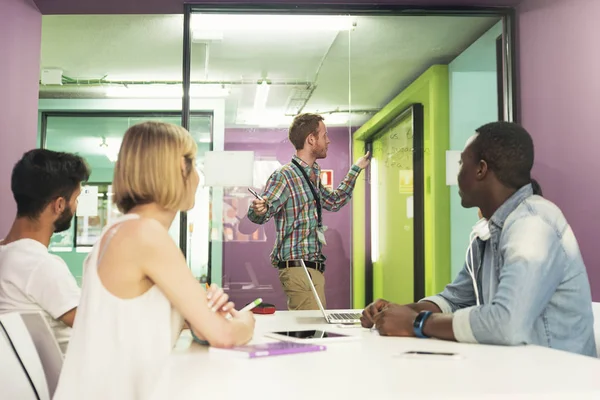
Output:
[{"xmin": 465, "ymin": 218, "xmax": 490, "ymax": 306}]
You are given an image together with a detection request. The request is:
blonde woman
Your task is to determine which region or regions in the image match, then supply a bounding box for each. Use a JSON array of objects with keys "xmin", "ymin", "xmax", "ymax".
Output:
[{"xmin": 54, "ymin": 122, "xmax": 255, "ymax": 400}]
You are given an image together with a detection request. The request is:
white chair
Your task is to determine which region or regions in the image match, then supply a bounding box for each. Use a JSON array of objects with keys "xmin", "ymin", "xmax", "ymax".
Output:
[
  {"xmin": 0, "ymin": 312, "xmax": 50, "ymax": 400},
  {"xmin": 0, "ymin": 323, "xmax": 41, "ymax": 400},
  {"xmin": 592, "ymin": 302, "xmax": 600, "ymax": 357},
  {"xmin": 20, "ymin": 312, "xmax": 64, "ymax": 397}
]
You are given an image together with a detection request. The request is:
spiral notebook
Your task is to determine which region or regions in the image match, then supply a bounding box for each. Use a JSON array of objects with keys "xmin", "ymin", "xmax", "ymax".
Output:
[{"xmin": 209, "ymin": 341, "xmax": 326, "ymax": 359}]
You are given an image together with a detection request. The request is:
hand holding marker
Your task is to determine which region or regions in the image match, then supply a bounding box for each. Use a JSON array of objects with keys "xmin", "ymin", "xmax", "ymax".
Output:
[
  {"xmin": 248, "ymin": 188, "xmax": 264, "ymax": 200},
  {"xmin": 224, "ymin": 298, "xmax": 262, "ymax": 319},
  {"xmin": 240, "ymin": 298, "xmax": 263, "ymax": 313},
  {"xmin": 206, "ymin": 283, "xmax": 261, "ymax": 316}
]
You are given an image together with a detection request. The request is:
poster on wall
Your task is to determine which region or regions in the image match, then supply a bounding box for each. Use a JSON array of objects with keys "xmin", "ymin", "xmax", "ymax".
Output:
[
  {"xmin": 320, "ymin": 170, "xmax": 333, "ymax": 190},
  {"xmin": 76, "ymin": 185, "xmax": 99, "ymax": 217}
]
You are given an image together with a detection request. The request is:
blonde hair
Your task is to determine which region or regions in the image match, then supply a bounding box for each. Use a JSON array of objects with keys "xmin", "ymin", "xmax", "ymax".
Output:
[{"xmin": 113, "ymin": 121, "xmax": 198, "ymax": 213}]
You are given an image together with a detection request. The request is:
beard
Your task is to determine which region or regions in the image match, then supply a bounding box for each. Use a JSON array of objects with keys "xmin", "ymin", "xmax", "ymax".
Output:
[
  {"xmin": 54, "ymin": 205, "xmax": 75, "ymax": 233},
  {"xmin": 313, "ymin": 146, "xmax": 328, "ymax": 160}
]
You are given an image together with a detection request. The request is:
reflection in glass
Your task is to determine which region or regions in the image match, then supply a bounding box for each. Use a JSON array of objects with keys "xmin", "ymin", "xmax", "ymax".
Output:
[
  {"xmin": 189, "ymin": 11, "xmax": 356, "ymax": 309},
  {"xmin": 43, "ymin": 113, "xmax": 213, "ymax": 281},
  {"xmin": 75, "ymin": 184, "xmax": 121, "ymax": 247}
]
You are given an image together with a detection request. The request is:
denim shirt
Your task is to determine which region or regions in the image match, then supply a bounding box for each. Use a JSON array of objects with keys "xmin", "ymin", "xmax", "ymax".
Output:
[{"xmin": 422, "ymin": 184, "xmax": 597, "ymax": 357}]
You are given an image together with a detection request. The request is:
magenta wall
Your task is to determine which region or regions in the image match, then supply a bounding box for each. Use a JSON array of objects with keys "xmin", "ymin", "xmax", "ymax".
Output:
[
  {"xmin": 518, "ymin": 0, "xmax": 600, "ymax": 300},
  {"xmin": 223, "ymin": 126, "xmax": 354, "ymax": 309},
  {"xmin": 0, "ymin": 0, "xmax": 42, "ymax": 236}
]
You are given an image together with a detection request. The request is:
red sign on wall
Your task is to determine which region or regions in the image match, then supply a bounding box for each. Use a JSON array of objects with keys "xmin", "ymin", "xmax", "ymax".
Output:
[{"xmin": 320, "ymin": 170, "xmax": 333, "ymax": 189}]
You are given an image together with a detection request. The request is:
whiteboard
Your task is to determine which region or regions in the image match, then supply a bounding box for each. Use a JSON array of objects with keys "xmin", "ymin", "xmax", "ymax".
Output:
[{"xmin": 204, "ymin": 151, "xmax": 255, "ymax": 187}]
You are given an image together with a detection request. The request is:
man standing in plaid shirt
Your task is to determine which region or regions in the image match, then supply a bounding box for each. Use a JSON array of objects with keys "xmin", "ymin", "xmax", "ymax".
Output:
[{"xmin": 248, "ymin": 113, "xmax": 370, "ymax": 310}]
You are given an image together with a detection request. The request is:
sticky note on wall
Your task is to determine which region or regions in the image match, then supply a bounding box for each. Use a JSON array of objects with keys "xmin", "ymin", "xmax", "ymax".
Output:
[
  {"xmin": 446, "ymin": 150, "xmax": 461, "ymax": 186},
  {"xmin": 76, "ymin": 185, "xmax": 99, "ymax": 217}
]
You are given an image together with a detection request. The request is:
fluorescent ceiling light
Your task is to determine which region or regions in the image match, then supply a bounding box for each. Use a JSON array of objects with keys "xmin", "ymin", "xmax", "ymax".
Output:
[
  {"xmin": 254, "ymin": 81, "xmax": 270, "ymax": 113},
  {"xmin": 192, "ymin": 14, "xmax": 355, "ymax": 32},
  {"xmin": 105, "ymin": 84, "xmax": 229, "ymax": 99}
]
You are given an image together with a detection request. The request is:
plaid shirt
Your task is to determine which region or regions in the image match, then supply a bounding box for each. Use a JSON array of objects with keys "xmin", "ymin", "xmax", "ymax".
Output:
[{"xmin": 248, "ymin": 155, "xmax": 362, "ymax": 266}]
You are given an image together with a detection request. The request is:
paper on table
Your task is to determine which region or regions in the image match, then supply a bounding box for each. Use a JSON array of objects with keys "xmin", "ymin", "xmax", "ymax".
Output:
[
  {"xmin": 204, "ymin": 151, "xmax": 254, "ymax": 187},
  {"xmin": 446, "ymin": 150, "xmax": 461, "ymax": 186},
  {"xmin": 76, "ymin": 185, "xmax": 98, "ymax": 217}
]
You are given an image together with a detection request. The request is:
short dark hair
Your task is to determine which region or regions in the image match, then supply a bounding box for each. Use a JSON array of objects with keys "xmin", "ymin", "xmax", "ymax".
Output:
[
  {"xmin": 11, "ymin": 149, "xmax": 91, "ymax": 218},
  {"xmin": 531, "ymin": 178, "xmax": 543, "ymax": 196},
  {"xmin": 288, "ymin": 113, "xmax": 324, "ymax": 150},
  {"xmin": 472, "ymin": 122, "xmax": 534, "ymax": 189}
]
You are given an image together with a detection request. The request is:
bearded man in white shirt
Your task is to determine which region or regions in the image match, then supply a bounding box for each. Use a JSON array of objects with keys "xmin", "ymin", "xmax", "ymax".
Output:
[{"xmin": 0, "ymin": 149, "xmax": 90, "ymax": 353}]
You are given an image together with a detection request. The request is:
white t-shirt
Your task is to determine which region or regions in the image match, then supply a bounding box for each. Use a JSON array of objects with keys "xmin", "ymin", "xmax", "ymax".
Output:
[{"xmin": 0, "ymin": 238, "xmax": 80, "ymax": 353}]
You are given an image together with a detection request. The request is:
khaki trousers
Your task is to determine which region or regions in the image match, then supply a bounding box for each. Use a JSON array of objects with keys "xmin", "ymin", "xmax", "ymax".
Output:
[{"xmin": 278, "ymin": 266, "xmax": 326, "ymax": 310}]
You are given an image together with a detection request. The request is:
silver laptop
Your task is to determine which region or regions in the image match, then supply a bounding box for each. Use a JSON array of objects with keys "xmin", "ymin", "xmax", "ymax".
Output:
[{"xmin": 299, "ymin": 260, "xmax": 362, "ymax": 324}]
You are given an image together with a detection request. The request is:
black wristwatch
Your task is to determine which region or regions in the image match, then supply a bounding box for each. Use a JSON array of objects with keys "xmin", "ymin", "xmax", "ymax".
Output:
[{"xmin": 413, "ymin": 310, "xmax": 433, "ymax": 338}]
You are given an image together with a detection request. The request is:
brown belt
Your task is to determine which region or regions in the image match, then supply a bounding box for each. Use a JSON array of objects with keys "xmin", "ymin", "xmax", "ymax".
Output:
[{"xmin": 277, "ymin": 260, "xmax": 325, "ymax": 273}]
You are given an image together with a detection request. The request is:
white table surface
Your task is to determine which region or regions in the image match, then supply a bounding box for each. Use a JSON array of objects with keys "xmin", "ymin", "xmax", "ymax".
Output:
[{"xmin": 151, "ymin": 310, "xmax": 600, "ymax": 400}]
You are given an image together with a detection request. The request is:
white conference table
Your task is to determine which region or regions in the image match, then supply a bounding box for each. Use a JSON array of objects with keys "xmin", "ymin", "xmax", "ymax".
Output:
[{"xmin": 151, "ymin": 310, "xmax": 600, "ymax": 400}]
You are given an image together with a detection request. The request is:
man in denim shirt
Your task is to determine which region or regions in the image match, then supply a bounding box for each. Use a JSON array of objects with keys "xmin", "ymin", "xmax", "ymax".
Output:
[{"xmin": 361, "ymin": 122, "xmax": 596, "ymax": 357}]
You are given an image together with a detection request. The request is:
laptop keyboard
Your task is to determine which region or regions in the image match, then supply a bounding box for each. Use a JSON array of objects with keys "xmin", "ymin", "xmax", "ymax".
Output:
[{"xmin": 329, "ymin": 312, "xmax": 361, "ymax": 321}]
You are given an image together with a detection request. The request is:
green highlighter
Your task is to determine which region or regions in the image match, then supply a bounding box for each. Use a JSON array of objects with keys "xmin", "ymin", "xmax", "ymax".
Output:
[
  {"xmin": 240, "ymin": 298, "xmax": 263, "ymax": 312},
  {"xmin": 191, "ymin": 298, "xmax": 263, "ymax": 345}
]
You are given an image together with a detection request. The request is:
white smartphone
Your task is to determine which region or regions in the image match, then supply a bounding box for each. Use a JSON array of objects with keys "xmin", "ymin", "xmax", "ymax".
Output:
[{"xmin": 248, "ymin": 188, "xmax": 263, "ymax": 200}]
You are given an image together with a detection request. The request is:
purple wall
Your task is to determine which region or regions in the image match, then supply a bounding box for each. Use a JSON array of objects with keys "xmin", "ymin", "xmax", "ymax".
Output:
[
  {"xmin": 0, "ymin": 0, "xmax": 42, "ymax": 235},
  {"xmin": 518, "ymin": 0, "xmax": 600, "ymax": 300},
  {"xmin": 223, "ymin": 126, "xmax": 353, "ymax": 309},
  {"xmin": 33, "ymin": 0, "xmax": 522, "ymax": 14}
]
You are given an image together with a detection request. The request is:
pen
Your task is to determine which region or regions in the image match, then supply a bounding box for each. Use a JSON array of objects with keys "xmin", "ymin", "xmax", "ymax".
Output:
[{"xmin": 248, "ymin": 188, "xmax": 264, "ymax": 201}]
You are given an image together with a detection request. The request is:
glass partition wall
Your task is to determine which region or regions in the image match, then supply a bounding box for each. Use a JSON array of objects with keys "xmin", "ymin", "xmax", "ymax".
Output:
[
  {"xmin": 38, "ymin": 7, "xmax": 516, "ymax": 309},
  {"xmin": 185, "ymin": 10, "xmax": 356, "ymax": 309},
  {"xmin": 182, "ymin": 6, "xmax": 516, "ymax": 309},
  {"xmin": 41, "ymin": 112, "xmax": 212, "ymax": 284}
]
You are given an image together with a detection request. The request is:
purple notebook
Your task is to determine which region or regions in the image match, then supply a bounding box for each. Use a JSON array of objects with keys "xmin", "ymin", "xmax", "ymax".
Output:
[{"xmin": 209, "ymin": 341, "xmax": 326, "ymax": 359}]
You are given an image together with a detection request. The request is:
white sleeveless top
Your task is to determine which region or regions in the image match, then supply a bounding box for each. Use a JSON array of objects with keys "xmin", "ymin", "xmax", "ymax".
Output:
[{"xmin": 54, "ymin": 214, "xmax": 184, "ymax": 400}]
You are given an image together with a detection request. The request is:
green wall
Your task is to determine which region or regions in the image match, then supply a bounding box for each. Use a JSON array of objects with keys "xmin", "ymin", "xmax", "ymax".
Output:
[
  {"xmin": 352, "ymin": 65, "xmax": 450, "ymax": 307},
  {"xmin": 60, "ymin": 252, "xmax": 87, "ymax": 285},
  {"xmin": 448, "ymin": 22, "xmax": 501, "ymax": 278}
]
